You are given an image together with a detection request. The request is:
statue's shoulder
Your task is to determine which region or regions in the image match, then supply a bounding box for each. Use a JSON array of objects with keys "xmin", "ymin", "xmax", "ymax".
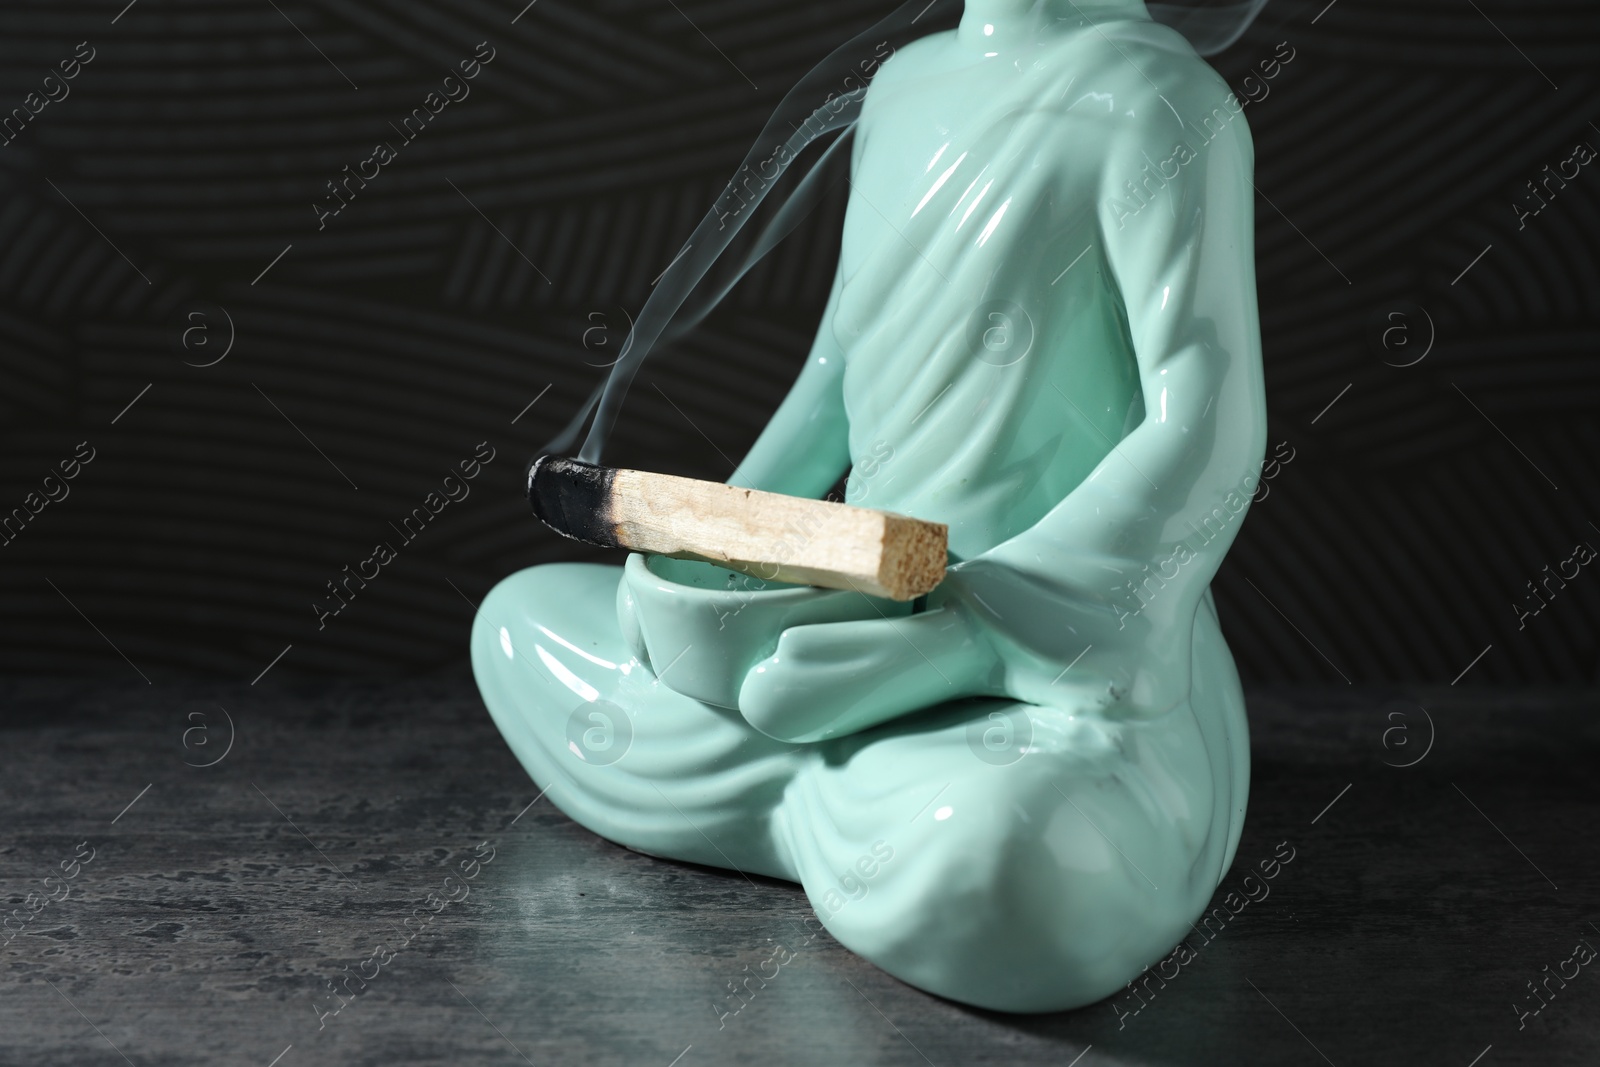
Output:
[
  {"xmin": 867, "ymin": 29, "xmax": 957, "ymax": 87},
  {"xmin": 1080, "ymin": 18, "xmax": 1216, "ymax": 83},
  {"xmin": 1068, "ymin": 21, "xmax": 1253, "ymax": 163}
]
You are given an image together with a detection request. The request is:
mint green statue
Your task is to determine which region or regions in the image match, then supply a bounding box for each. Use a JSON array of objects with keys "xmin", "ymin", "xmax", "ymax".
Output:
[{"xmin": 474, "ymin": 0, "xmax": 1268, "ymax": 1013}]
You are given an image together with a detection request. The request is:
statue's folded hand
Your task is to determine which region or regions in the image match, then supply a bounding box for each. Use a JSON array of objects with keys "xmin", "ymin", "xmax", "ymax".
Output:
[
  {"xmin": 735, "ymin": 550, "xmax": 1195, "ymax": 744},
  {"xmin": 734, "ymin": 597, "xmax": 993, "ymax": 744},
  {"xmin": 943, "ymin": 553, "xmax": 1196, "ymax": 722}
]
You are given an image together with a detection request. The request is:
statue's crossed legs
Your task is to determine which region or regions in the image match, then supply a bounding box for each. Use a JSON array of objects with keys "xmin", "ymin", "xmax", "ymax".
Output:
[{"xmin": 471, "ymin": 562, "xmax": 1248, "ymax": 1012}]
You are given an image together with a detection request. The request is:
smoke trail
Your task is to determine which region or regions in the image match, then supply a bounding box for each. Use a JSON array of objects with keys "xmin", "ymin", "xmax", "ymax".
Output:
[{"xmin": 547, "ymin": 0, "xmax": 1267, "ymax": 467}]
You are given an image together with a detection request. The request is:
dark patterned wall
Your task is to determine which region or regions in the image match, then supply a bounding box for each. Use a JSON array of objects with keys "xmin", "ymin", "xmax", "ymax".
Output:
[{"xmin": 1, "ymin": 0, "xmax": 1596, "ymax": 685}]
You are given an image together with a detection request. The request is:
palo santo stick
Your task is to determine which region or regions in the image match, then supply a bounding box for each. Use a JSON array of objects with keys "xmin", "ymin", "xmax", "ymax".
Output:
[{"xmin": 526, "ymin": 456, "xmax": 947, "ymax": 601}]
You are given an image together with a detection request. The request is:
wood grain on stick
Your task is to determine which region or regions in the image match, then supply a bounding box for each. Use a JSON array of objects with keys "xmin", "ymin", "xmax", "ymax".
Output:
[{"xmin": 527, "ymin": 456, "xmax": 947, "ymax": 601}]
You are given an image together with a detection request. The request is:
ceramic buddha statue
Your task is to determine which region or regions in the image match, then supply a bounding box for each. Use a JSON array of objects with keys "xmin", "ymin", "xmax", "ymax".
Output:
[{"xmin": 473, "ymin": 0, "xmax": 1267, "ymax": 1013}]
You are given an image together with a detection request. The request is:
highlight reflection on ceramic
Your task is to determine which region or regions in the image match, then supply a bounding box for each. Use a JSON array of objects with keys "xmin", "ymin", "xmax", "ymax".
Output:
[{"xmin": 474, "ymin": 0, "xmax": 1265, "ymax": 1013}]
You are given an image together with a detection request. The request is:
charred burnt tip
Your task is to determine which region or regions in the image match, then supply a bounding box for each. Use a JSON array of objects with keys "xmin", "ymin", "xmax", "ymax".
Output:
[{"xmin": 526, "ymin": 454, "xmax": 618, "ymax": 548}]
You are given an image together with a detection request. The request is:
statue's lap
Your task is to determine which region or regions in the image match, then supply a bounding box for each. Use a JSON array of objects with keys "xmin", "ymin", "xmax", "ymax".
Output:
[{"xmin": 471, "ymin": 560, "xmax": 1247, "ymax": 1012}]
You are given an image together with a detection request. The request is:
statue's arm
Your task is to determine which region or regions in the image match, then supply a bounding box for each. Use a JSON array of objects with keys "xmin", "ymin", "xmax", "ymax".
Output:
[
  {"xmin": 1047, "ymin": 113, "xmax": 1265, "ymax": 553},
  {"xmin": 968, "ymin": 102, "xmax": 1268, "ymax": 715},
  {"xmin": 727, "ymin": 273, "xmax": 851, "ymax": 497}
]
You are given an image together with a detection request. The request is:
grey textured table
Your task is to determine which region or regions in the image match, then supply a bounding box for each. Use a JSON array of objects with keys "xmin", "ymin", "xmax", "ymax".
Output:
[{"xmin": 2, "ymin": 680, "xmax": 1595, "ymax": 1066}]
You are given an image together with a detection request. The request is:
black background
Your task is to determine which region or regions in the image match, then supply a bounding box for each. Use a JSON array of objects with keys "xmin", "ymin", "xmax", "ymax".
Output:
[{"xmin": 2, "ymin": 0, "xmax": 1597, "ymax": 686}]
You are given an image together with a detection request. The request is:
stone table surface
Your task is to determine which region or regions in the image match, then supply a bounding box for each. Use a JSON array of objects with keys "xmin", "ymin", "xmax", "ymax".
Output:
[{"xmin": 1, "ymin": 679, "xmax": 1596, "ymax": 1067}]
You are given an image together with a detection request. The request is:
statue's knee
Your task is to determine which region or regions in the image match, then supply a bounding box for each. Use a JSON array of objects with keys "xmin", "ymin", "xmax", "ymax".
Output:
[
  {"xmin": 478, "ymin": 565, "xmax": 550, "ymax": 627},
  {"xmin": 478, "ymin": 563, "xmax": 618, "ymax": 630},
  {"xmin": 839, "ymin": 770, "xmax": 1188, "ymax": 1012},
  {"xmin": 472, "ymin": 563, "xmax": 627, "ymax": 689}
]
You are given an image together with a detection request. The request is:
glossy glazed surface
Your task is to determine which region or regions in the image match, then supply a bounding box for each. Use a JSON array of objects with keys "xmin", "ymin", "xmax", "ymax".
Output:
[
  {"xmin": 618, "ymin": 553, "xmax": 913, "ymax": 712},
  {"xmin": 475, "ymin": 0, "xmax": 1266, "ymax": 1013}
]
